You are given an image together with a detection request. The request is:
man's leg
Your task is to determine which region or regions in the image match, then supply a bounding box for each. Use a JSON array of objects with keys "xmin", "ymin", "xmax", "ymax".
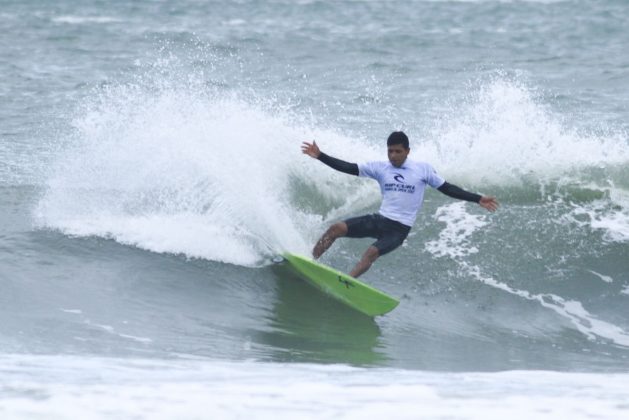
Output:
[
  {"xmin": 312, "ymin": 222, "xmax": 348, "ymax": 259},
  {"xmin": 349, "ymin": 246, "xmax": 380, "ymax": 278}
]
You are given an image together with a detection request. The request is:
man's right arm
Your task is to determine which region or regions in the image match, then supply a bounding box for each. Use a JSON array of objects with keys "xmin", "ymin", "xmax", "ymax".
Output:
[
  {"xmin": 317, "ymin": 152, "xmax": 359, "ymax": 176},
  {"xmin": 301, "ymin": 141, "xmax": 359, "ymax": 176}
]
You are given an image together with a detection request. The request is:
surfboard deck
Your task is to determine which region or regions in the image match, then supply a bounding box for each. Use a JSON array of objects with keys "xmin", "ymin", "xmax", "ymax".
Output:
[{"xmin": 282, "ymin": 253, "xmax": 399, "ymax": 317}]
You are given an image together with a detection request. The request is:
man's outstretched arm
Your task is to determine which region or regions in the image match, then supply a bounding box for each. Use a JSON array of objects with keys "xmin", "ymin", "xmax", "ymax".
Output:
[
  {"xmin": 301, "ymin": 141, "xmax": 359, "ymax": 176},
  {"xmin": 437, "ymin": 182, "xmax": 499, "ymax": 212}
]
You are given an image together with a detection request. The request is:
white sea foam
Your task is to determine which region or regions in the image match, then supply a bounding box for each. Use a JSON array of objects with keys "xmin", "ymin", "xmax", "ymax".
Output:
[
  {"xmin": 566, "ymin": 191, "xmax": 629, "ymax": 243},
  {"xmin": 1, "ymin": 355, "xmax": 628, "ymax": 420}
]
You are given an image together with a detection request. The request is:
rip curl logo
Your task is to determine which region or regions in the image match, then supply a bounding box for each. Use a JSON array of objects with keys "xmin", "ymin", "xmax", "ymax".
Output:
[
  {"xmin": 338, "ymin": 275, "xmax": 355, "ymax": 289},
  {"xmin": 384, "ymin": 172, "xmax": 416, "ymax": 194}
]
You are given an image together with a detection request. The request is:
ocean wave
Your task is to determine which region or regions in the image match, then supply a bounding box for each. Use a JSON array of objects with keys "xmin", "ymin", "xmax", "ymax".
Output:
[{"xmin": 34, "ymin": 59, "xmax": 629, "ymax": 268}]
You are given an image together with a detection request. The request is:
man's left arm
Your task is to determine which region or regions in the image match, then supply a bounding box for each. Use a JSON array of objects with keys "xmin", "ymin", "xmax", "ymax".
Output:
[{"xmin": 437, "ymin": 182, "xmax": 499, "ymax": 212}]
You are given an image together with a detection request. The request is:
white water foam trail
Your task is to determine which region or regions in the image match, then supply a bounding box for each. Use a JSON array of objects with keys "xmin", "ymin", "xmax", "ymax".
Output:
[
  {"xmin": 34, "ymin": 79, "xmax": 379, "ymax": 266},
  {"xmin": 587, "ymin": 270, "xmax": 613, "ymax": 284},
  {"xmin": 426, "ymin": 202, "xmax": 629, "ymax": 348},
  {"xmin": 465, "ymin": 264, "xmax": 629, "ymax": 348}
]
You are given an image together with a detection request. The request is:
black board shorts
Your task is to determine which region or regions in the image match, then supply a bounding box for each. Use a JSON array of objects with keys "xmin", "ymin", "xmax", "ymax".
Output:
[{"xmin": 344, "ymin": 213, "xmax": 411, "ymax": 256}]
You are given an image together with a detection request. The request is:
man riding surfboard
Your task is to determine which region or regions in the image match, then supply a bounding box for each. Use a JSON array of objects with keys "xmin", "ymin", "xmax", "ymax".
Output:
[{"xmin": 302, "ymin": 131, "xmax": 498, "ymax": 278}]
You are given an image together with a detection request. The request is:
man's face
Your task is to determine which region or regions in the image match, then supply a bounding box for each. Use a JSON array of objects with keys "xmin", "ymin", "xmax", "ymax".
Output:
[{"xmin": 388, "ymin": 144, "xmax": 410, "ymax": 167}]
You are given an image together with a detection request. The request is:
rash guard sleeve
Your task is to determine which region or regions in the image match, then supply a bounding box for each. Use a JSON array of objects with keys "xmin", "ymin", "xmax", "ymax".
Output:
[
  {"xmin": 437, "ymin": 182, "xmax": 482, "ymax": 203},
  {"xmin": 317, "ymin": 152, "xmax": 359, "ymax": 176}
]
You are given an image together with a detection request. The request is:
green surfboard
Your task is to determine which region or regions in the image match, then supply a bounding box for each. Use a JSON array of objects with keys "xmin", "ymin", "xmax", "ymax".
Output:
[{"xmin": 282, "ymin": 253, "xmax": 399, "ymax": 317}]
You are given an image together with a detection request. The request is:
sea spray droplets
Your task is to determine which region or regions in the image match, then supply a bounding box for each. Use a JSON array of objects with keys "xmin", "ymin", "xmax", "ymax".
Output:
[
  {"xmin": 37, "ymin": 91, "xmax": 304, "ymax": 265},
  {"xmin": 35, "ymin": 70, "xmax": 379, "ymax": 266}
]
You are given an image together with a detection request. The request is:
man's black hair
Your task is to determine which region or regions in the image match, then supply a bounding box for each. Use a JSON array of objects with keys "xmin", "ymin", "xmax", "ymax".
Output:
[{"xmin": 387, "ymin": 131, "xmax": 409, "ymax": 149}]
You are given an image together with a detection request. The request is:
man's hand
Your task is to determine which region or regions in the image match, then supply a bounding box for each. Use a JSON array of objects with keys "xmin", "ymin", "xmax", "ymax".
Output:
[
  {"xmin": 479, "ymin": 196, "xmax": 499, "ymax": 212},
  {"xmin": 301, "ymin": 141, "xmax": 321, "ymax": 159}
]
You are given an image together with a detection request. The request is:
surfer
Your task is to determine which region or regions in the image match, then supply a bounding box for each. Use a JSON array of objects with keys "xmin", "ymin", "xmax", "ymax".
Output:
[{"xmin": 301, "ymin": 131, "xmax": 498, "ymax": 278}]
